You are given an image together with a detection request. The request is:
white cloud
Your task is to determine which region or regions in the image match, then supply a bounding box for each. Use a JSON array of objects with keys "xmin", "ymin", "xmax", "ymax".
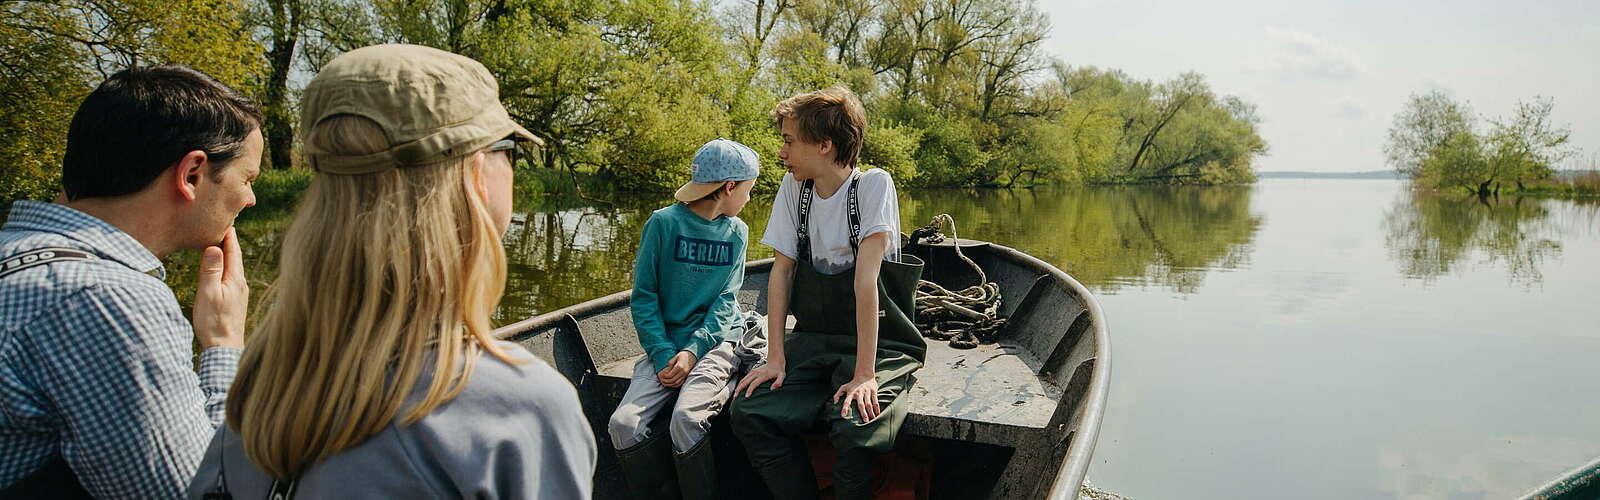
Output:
[
  {"xmin": 1245, "ymin": 26, "xmax": 1370, "ymax": 80},
  {"xmin": 1334, "ymin": 96, "xmax": 1365, "ymax": 120},
  {"xmin": 1061, "ymin": 0, "xmax": 1123, "ymax": 9}
]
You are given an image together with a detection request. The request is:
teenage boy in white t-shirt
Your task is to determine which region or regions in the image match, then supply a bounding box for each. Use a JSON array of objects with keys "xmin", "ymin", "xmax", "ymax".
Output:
[{"xmin": 730, "ymin": 86, "xmax": 926, "ymax": 500}]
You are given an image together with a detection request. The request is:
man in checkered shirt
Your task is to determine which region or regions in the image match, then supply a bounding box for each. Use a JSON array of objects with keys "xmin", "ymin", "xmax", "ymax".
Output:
[{"xmin": 0, "ymin": 65, "xmax": 261, "ymax": 498}]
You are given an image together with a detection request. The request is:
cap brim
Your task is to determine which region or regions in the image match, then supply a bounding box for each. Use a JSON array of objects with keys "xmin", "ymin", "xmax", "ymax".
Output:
[
  {"xmin": 674, "ymin": 182, "xmax": 723, "ymax": 202},
  {"xmin": 507, "ymin": 121, "xmax": 545, "ymax": 147}
]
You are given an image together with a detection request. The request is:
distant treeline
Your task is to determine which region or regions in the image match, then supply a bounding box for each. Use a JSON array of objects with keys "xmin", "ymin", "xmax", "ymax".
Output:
[
  {"xmin": 2, "ymin": 0, "xmax": 1268, "ymax": 203},
  {"xmin": 1256, "ymin": 171, "xmax": 1402, "ymax": 180}
]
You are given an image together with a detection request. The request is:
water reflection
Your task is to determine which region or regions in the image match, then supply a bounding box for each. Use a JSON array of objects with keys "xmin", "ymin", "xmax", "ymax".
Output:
[
  {"xmin": 497, "ymin": 201, "xmax": 651, "ymax": 324},
  {"xmin": 1382, "ymin": 190, "xmax": 1563, "ymax": 287},
  {"xmin": 492, "ymin": 185, "xmax": 1267, "ymax": 321},
  {"xmin": 166, "ymin": 184, "xmax": 1270, "ymax": 323},
  {"xmin": 1377, "ymin": 434, "xmax": 1600, "ymax": 500},
  {"xmin": 900, "ymin": 186, "xmax": 1263, "ymax": 294}
]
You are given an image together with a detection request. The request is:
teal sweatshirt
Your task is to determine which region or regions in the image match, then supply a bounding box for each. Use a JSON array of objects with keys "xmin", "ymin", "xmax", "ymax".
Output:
[{"xmin": 631, "ymin": 203, "xmax": 748, "ymax": 372}]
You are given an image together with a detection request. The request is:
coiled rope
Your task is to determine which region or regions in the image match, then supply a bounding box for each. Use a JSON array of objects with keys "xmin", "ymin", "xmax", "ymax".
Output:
[{"xmin": 908, "ymin": 214, "xmax": 1006, "ymax": 349}]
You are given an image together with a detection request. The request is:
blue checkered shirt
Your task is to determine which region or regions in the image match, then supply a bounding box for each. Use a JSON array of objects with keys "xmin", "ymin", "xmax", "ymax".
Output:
[{"xmin": 0, "ymin": 201, "xmax": 240, "ymax": 498}]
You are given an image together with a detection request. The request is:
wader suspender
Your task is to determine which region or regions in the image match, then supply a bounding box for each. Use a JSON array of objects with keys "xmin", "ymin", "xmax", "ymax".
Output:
[{"xmin": 796, "ymin": 170, "xmax": 862, "ymax": 266}]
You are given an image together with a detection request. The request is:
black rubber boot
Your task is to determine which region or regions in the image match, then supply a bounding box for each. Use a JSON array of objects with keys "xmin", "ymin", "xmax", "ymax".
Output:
[
  {"xmin": 674, "ymin": 438, "xmax": 719, "ymax": 499},
  {"xmin": 616, "ymin": 433, "xmax": 680, "ymax": 500},
  {"xmin": 753, "ymin": 452, "xmax": 821, "ymax": 500}
]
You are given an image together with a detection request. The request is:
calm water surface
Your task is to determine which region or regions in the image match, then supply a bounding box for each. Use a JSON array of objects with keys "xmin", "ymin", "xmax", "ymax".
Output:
[{"xmin": 179, "ymin": 178, "xmax": 1600, "ymax": 499}]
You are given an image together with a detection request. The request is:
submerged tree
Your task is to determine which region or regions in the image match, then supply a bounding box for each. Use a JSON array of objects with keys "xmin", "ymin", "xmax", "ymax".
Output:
[
  {"xmin": 1392, "ymin": 91, "xmax": 1573, "ymax": 197},
  {"xmin": 1386, "ymin": 90, "xmax": 1476, "ymax": 180}
]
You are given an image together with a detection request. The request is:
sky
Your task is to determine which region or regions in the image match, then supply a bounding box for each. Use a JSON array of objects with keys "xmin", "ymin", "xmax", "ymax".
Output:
[{"xmin": 1036, "ymin": 0, "xmax": 1599, "ymax": 173}]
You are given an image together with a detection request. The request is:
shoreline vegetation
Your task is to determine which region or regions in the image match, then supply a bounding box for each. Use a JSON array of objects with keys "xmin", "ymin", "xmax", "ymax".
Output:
[
  {"xmin": 3, "ymin": 0, "xmax": 1267, "ymax": 211},
  {"xmin": 221, "ymin": 165, "xmax": 1600, "ymax": 228},
  {"xmin": 1383, "ymin": 90, "xmax": 1592, "ymax": 200}
]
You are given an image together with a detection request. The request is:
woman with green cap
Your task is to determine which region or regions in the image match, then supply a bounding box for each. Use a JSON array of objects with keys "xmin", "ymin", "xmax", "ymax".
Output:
[{"xmin": 186, "ymin": 44, "xmax": 596, "ymax": 499}]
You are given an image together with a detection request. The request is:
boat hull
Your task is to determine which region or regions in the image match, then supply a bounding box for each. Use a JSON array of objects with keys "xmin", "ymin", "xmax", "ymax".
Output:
[{"xmin": 492, "ymin": 240, "xmax": 1111, "ymax": 499}]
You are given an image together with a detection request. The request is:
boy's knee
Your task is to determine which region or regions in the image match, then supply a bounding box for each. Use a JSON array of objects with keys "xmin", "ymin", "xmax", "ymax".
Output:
[
  {"xmin": 669, "ymin": 405, "xmax": 705, "ymax": 433},
  {"xmin": 728, "ymin": 400, "xmax": 763, "ymax": 436},
  {"xmin": 669, "ymin": 405, "xmax": 698, "ymax": 427},
  {"xmin": 668, "ymin": 406, "xmax": 710, "ymax": 449},
  {"xmin": 608, "ymin": 409, "xmax": 644, "ymax": 448}
]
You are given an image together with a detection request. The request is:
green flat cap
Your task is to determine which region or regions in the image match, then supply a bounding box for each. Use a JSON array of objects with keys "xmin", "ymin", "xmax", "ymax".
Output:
[{"xmin": 299, "ymin": 44, "xmax": 542, "ymax": 175}]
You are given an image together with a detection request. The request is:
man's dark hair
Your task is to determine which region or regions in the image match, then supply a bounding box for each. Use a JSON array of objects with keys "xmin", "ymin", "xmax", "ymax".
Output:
[{"xmin": 61, "ymin": 65, "xmax": 263, "ymax": 200}]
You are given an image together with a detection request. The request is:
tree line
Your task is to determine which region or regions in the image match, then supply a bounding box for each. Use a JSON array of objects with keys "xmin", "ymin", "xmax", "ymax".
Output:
[
  {"xmin": 1385, "ymin": 90, "xmax": 1575, "ymax": 197},
  {"xmin": 2, "ymin": 0, "xmax": 1268, "ymax": 203}
]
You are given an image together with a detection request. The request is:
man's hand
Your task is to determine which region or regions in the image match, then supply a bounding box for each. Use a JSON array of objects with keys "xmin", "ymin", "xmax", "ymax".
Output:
[
  {"xmin": 657, "ymin": 350, "xmax": 696, "ymax": 388},
  {"xmin": 193, "ymin": 227, "xmax": 247, "ymax": 350},
  {"xmin": 833, "ymin": 375, "xmax": 881, "ymax": 422},
  {"xmin": 735, "ymin": 359, "xmax": 786, "ymax": 398}
]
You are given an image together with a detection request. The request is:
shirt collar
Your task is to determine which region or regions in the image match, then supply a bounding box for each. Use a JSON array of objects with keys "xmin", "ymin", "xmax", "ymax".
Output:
[
  {"xmin": 673, "ymin": 202, "xmax": 726, "ymax": 224},
  {"xmin": 2, "ymin": 200, "xmax": 166, "ymax": 278}
]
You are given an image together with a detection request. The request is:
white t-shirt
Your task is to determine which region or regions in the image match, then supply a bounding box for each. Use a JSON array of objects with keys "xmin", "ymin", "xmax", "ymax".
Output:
[{"xmin": 762, "ymin": 168, "xmax": 901, "ymax": 275}]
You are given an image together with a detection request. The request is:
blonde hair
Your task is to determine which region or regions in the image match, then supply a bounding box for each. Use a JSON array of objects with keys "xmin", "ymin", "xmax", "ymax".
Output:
[{"xmin": 226, "ymin": 115, "xmax": 517, "ymax": 479}]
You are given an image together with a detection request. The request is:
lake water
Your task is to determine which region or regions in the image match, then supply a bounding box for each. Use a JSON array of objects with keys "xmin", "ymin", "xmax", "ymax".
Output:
[{"xmin": 180, "ymin": 178, "xmax": 1600, "ymax": 499}]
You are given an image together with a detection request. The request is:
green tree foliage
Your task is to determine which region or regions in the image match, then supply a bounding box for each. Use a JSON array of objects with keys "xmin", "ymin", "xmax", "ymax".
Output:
[
  {"xmin": 1, "ymin": 0, "xmax": 263, "ymax": 206},
  {"xmin": 312, "ymin": 0, "xmax": 735, "ymax": 192},
  {"xmin": 1389, "ymin": 92, "xmax": 1573, "ymax": 196},
  {"xmin": 1386, "ymin": 90, "xmax": 1476, "ymax": 179},
  {"xmin": 0, "ymin": 5, "xmax": 85, "ymax": 204},
  {"xmin": 3, "ymin": 0, "xmax": 1269, "ymax": 207},
  {"xmin": 1038, "ymin": 65, "xmax": 1262, "ymax": 185}
]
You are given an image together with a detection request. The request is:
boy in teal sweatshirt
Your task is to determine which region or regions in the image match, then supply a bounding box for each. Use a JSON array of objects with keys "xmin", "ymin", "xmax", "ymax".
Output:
[{"xmin": 608, "ymin": 138, "xmax": 766, "ymax": 499}]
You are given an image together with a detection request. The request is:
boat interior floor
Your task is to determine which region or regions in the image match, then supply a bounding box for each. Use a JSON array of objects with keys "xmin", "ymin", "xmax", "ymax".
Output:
[{"xmin": 594, "ymin": 328, "xmax": 1062, "ymax": 435}]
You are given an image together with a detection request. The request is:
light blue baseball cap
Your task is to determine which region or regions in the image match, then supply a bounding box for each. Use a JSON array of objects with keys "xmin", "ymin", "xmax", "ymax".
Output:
[{"xmin": 674, "ymin": 138, "xmax": 761, "ymax": 202}]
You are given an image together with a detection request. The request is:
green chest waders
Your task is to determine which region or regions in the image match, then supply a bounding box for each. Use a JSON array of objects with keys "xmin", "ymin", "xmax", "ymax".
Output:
[{"xmin": 730, "ymin": 172, "xmax": 925, "ymax": 500}]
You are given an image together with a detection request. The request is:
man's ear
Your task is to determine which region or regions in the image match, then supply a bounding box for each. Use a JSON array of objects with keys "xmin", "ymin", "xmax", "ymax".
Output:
[
  {"xmin": 723, "ymin": 181, "xmax": 736, "ymax": 195},
  {"xmin": 819, "ymin": 139, "xmax": 834, "ymax": 157},
  {"xmin": 171, "ymin": 150, "xmax": 208, "ymax": 202}
]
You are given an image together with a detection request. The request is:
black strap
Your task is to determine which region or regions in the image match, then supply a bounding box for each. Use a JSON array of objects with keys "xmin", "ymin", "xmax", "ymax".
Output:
[
  {"xmin": 202, "ymin": 431, "xmax": 297, "ymax": 500},
  {"xmin": 0, "ymin": 248, "xmax": 95, "ymax": 279},
  {"xmin": 796, "ymin": 170, "xmax": 861, "ymax": 265},
  {"xmin": 267, "ymin": 478, "xmax": 298, "ymax": 500}
]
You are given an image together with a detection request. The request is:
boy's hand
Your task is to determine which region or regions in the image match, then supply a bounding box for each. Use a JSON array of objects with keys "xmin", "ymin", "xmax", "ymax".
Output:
[
  {"xmin": 736, "ymin": 360, "xmax": 785, "ymax": 398},
  {"xmin": 833, "ymin": 375, "xmax": 881, "ymax": 422},
  {"xmin": 657, "ymin": 351, "xmax": 696, "ymax": 388}
]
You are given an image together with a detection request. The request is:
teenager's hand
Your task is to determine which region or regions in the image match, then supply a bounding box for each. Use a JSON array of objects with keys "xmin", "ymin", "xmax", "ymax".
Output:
[
  {"xmin": 833, "ymin": 375, "xmax": 881, "ymax": 422},
  {"xmin": 194, "ymin": 227, "xmax": 248, "ymax": 350},
  {"xmin": 736, "ymin": 360, "xmax": 785, "ymax": 398},
  {"xmin": 657, "ymin": 351, "xmax": 696, "ymax": 388}
]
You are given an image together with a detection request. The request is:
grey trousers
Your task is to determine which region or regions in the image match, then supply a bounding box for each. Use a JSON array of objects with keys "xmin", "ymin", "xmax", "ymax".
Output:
[{"xmin": 608, "ymin": 313, "xmax": 767, "ymax": 453}]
